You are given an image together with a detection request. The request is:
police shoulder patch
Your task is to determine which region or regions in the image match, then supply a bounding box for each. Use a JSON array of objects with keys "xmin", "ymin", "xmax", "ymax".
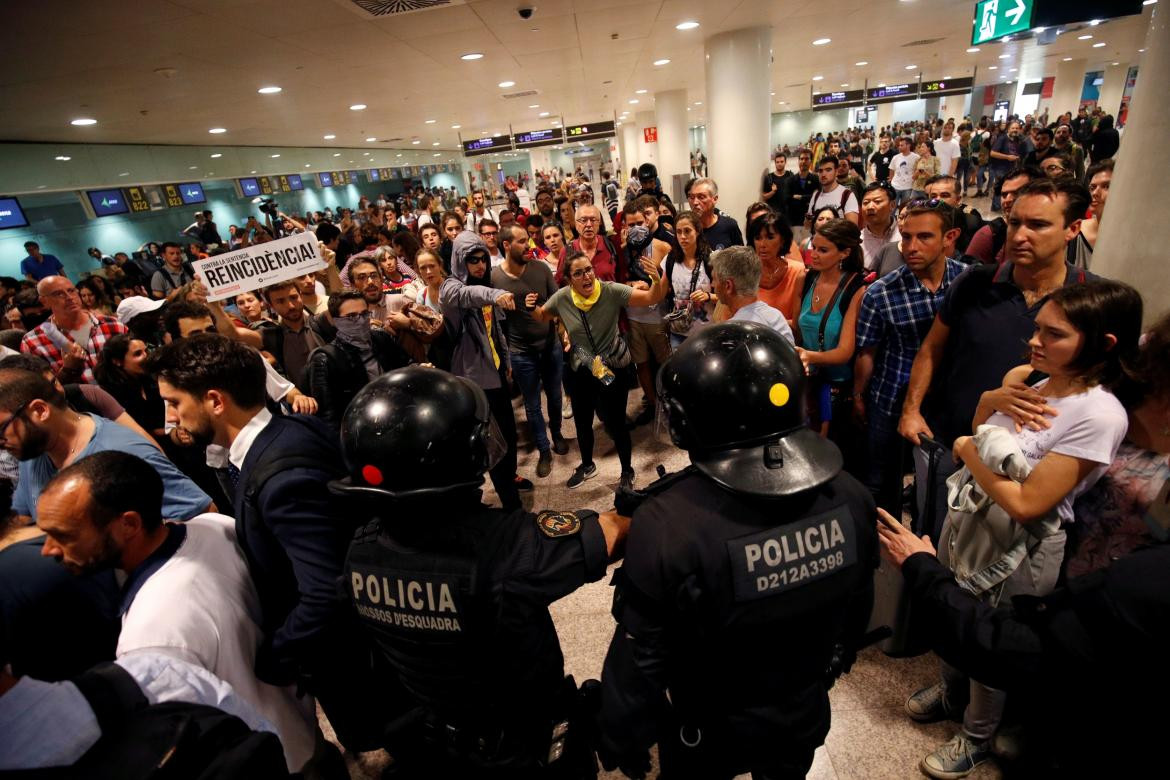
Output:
[{"xmin": 536, "ymin": 510, "xmax": 582, "ymax": 538}]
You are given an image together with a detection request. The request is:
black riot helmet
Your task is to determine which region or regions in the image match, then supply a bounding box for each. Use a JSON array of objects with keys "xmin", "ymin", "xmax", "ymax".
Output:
[
  {"xmin": 657, "ymin": 321, "xmax": 842, "ymax": 496},
  {"xmin": 330, "ymin": 366, "xmax": 506, "ymax": 500}
]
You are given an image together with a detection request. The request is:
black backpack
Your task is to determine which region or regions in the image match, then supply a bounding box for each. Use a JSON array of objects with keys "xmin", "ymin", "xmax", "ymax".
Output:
[{"xmin": 0, "ymin": 662, "xmax": 289, "ymax": 779}]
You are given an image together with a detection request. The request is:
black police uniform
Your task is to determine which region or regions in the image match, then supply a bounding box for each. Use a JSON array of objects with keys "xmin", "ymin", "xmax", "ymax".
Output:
[
  {"xmin": 598, "ymin": 322, "xmax": 878, "ymax": 780},
  {"xmin": 333, "ymin": 366, "xmax": 610, "ymax": 779}
]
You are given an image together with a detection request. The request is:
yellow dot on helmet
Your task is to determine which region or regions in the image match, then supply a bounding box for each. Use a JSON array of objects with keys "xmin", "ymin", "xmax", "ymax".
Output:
[{"xmin": 768, "ymin": 383, "xmax": 790, "ymax": 407}]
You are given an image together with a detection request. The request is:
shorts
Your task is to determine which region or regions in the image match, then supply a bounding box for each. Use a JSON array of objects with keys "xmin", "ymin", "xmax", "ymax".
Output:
[{"xmin": 626, "ymin": 319, "xmax": 671, "ymax": 364}]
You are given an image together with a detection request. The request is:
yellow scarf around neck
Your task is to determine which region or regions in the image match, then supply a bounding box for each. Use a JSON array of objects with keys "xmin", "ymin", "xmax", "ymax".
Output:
[{"xmin": 570, "ymin": 281, "xmax": 602, "ymax": 311}]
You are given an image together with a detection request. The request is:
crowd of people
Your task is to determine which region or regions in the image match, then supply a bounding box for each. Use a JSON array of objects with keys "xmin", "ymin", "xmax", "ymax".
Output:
[{"xmin": 0, "ymin": 100, "xmax": 1163, "ymax": 779}]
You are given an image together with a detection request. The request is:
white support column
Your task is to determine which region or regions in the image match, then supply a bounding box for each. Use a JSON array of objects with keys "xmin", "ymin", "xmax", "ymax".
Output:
[
  {"xmin": 1097, "ymin": 61, "xmax": 1130, "ymax": 117},
  {"xmin": 620, "ymin": 122, "xmax": 640, "ymax": 185},
  {"xmin": 1093, "ymin": 11, "xmax": 1166, "ymax": 324},
  {"xmin": 654, "ymin": 89, "xmax": 690, "ymax": 183},
  {"xmin": 704, "ymin": 26, "xmax": 772, "ymax": 231},
  {"xmin": 875, "ymin": 102, "xmax": 895, "ymax": 133},
  {"xmin": 635, "ymin": 110, "xmax": 658, "ymax": 166},
  {"xmin": 1050, "ymin": 58, "xmax": 1086, "ymax": 117}
]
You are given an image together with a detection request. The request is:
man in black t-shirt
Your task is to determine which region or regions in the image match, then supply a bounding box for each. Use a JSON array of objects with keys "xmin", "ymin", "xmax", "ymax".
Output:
[
  {"xmin": 869, "ymin": 134, "xmax": 896, "ymax": 183},
  {"xmin": 760, "ymin": 155, "xmax": 794, "ymax": 215},
  {"xmin": 789, "ymin": 150, "xmax": 820, "ymax": 233},
  {"xmin": 688, "ymin": 178, "xmax": 743, "ymax": 250}
]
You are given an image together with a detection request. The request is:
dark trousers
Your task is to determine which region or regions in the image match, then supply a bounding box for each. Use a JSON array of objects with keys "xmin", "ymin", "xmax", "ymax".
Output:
[
  {"xmin": 485, "ymin": 379, "xmax": 521, "ymax": 510},
  {"xmin": 656, "ymin": 709, "xmax": 822, "ymax": 780},
  {"xmin": 569, "ymin": 366, "xmax": 632, "ymax": 471},
  {"xmin": 864, "ymin": 408, "xmax": 905, "ymax": 514},
  {"xmin": 510, "ymin": 343, "xmax": 564, "ymax": 454}
]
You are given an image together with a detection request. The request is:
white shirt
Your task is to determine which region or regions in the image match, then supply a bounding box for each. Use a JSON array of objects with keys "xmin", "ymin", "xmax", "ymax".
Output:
[
  {"xmin": 205, "ymin": 407, "xmax": 273, "ymax": 471},
  {"xmin": 808, "ymin": 184, "xmax": 859, "ymax": 218},
  {"xmin": 934, "ymin": 137, "xmax": 962, "ymax": 175},
  {"xmin": 861, "ymin": 222, "xmax": 901, "ymax": 272},
  {"xmin": 890, "ymin": 152, "xmax": 920, "ymax": 190},
  {"xmin": 465, "ymin": 207, "xmax": 499, "ymax": 233},
  {"xmin": 985, "ymin": 382, "xmax": 1128, "ymax": 524},
  {"xmin": 117, "ymin": 513, "xmax": 315, "ymax": 771},
  {"xmin": 729, "ymin": 300, "xmax": 795, "ymax": 344}
]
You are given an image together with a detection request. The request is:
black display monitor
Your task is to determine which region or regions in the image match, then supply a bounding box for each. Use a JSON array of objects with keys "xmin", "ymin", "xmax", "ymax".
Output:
[{"xmin": 0, "ymin": 197, "xmax": 30, "ymax": 230}]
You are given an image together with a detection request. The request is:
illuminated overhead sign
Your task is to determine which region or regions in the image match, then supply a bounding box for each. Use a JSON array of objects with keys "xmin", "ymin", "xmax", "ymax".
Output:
[
  {"xmin": 866, "ymin": 83, "xmax": 919, "ymax": 104},
  {"xmin": 514, "ymin": 128, "xmax": 565, "ymax": 149},
  {"xmin": 462, "ymin": 135, "xmax": 512, "ymax": 156},
  {"xmin": 812, "ymin": 89, "xmax": 866, "ymax": 111}
]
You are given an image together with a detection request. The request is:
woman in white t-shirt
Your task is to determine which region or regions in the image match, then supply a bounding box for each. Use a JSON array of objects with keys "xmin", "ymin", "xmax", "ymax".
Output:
[
  {"xmin": 661, "ymin": 213, "xmax": 714, "ymax": 346},
  {"xmin": 909, "ymin": 280, "xmax": 1141, "ymax": 777}
]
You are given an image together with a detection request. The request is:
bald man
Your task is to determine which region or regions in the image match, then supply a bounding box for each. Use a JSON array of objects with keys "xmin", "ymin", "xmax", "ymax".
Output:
[{"xmin": 19, "ymin": 276, "xmax": 127, "ymax": 383}]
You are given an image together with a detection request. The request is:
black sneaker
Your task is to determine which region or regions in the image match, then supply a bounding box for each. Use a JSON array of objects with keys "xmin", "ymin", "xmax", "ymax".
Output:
[
  {"xmin": 536, "ymin": 451, "xmax": 552, "ymax": 478},
  {"xmin": 567, "ymin": 463, "xmax": 598, "ymax": 489},
  {"xmin": 619, "ymin": 469, "xmax": 635, "ymax": 492},
  {"xmin": 627, "ymin": 405, "xmax": 654, "ymax": 429},
  {"xmin": 551, "ymin": 433, "xmax": 570, "ymax": 456},
  {"xmin": 514, "ymin": 475, "xmax": 534, "ymax": 492}
]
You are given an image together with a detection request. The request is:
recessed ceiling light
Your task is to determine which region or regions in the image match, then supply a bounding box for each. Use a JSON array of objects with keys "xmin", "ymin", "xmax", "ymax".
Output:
[
  {"xmin": 70, "ymin": 118, "xmax": 97, "ymax": 126},
  {"xmin": 694, "ymin": 101, "xmax": 702, "ymax": 105},
  {"xmin": 998, "ymin": 54, "xmax": 1011, "ymax": 59},
  {"xmin": 944, "ymin": 74, "xmax": 953, "ymax": 78},
  {"xmin": 411, "ymin": 139, "xmax": 421, "ymax": 144},
  {"xmin": 905, "ymin": 64, "xmax": 918, "ymax": 70},
  {"xmin": 433, "ymin": 153, "xmax": 441, "ymax": 157},
  {"xmin": 461, "ymin": 52, "xmax": 484, "ymax": 60},
  {"xmin": 270, "ymin": 154, "xmax": 280, "ymax": 158},
  {"xmin": 812, "ymin": 38, "xmax": 831, "ymax": 45},
  {"xmin": 676, "ymin": 20, "xmax": 699, "ymax": 30},
  {"xmin": 1062, "ymin": 57, "xmax": 1073, "ymax": 61},
  {"xmin": 498, "ymin": 80, "xmax": 515, "ymax": 88},
  {"xmin": 1112, "ymin": 61, "xmax": 1120, "ymax": 65},
  {"xmin": 432, "ymin": 141, "xmax": 440, "ymax": 146},
  {"xmin": 840, "ymin": 83, "xmax": 849, "ymax": 87},
  {"xmin": 1089, "ymin": 19, "xmax": 1101, "ymax": 26},
  {"xmin": 539, "ymin": 111, "xmax": 550, "ymax": 117},
  {"xmin": 118, "ymin": 172, "xmax": 128, "ymax": 176},
  {"xmin": 451, "ymin": 124, "xmax": 461, "ymax": 129},
  {"xmin": 966, "ymin": 47, "xmax": 980, "ymax": 53},
  {"xmin": 635, "ymin": 89, "xmax": 648, "ymax": 94},
  {"xmin": 208, "ymin": 127, "xmax": 226, "ymax": 134},
  {"xmin": 629, "ymin": 99, "xmax": 639, "ymax": 104},
  {"xmin": 877, "ymin": 82, "xmax": 886, "ymax": 87},
  {"xmin": 333, "ymin": 153, "xmax": 341, "ymax": 157},
  {"xmin": 188, "ymin": 165, "xmax": 198, "ymax": 170},
  {"xmin": 811, "ymin": 75, "xmax": 824, "ymax": 81},
  {"xmin": 686, "ymin": 108, "xmax": 691, "ymax": 112},
  {"xmin": 653, "ymin": 58, "xmax": 671, "ymax": 66},
  {"xmin": 1078, "ymin": 34, "xmax": 1092, "ymax": 40},
  {"xmin": 1093, "ymin": 42, "xmax": 1106, "ymax": 47},
  {"xmin": 396, "ymin": 153, "xmax": 403, "ymax": 157},
  {"xmin": 778, "ymin": 101, "xmax": 786, "ymax": 105},
  {"xmin": 305, "ymin": 164, "xmax": 311, "ymax": 168},
  {"xmin": 323, "ymin": 134, "xmax": 336, "ymax": 139},
  {"xmin": 54, "ymin": 155, "xmax": 71, "ymax": 161},
  {"xmin": 257, "ymin": 86, "xmax": 282, "ymax": 94},
  {"xmin": 210, "ymin": 153, "xmax": 222, "ymax": 158},
  {"xmin": 250, "ymin": 170, "xmax": 257, "ymax": 173},
  {"xmin": 988, "ymin": 65, "xmax": 998, "ymax": 70},
  {"xmin": 528, "ymin": 104, "xmax": 540, "ymax": 109},
  {"xmin": 363, "ymin": 152, "xmax": 370, "ymax": 155},
  {"xmin": 349, "ymin": 103, "xmax": 367, "ymax": 110},
  {"xmin": 855, "ymin": 61, "xmax": 868, "ymax": 66},
  {"xmin": 366, "ymin": 136, "xmax": 376, "ymax": 142},
  {"xmin": 1009, "ymin": 67, "xmax": 1018, "ymax": 71}
]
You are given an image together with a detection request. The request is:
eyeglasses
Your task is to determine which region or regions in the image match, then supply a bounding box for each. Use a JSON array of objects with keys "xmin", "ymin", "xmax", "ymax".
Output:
[
  {"xmin": 337, "ymin": 311, "xmax": 372, "ymax": 321},
  {"xmin": 0, "ymin": 403, "xmax": 28, "ymax": 440},
  {"xmin": 42, "ymin": 288, "xmax": 79, "ymax": 300},
  {"xmin": 352, "ymin": 272, "xmax": 382, "ymax": 283},
  {"xmin": 1042, "ymin": 164, "xmax": 1065, "ymax": 173},
  {"xmin": 480, "ymin": 230, "xmax": 498, "ymax": 237},
  {"xmin": 575, "ymin": 217, "xmax": 599, "ymax": 224},
  {"xmin": 569, "ymin": 267, "xmax": 595, "ymax": 279}
]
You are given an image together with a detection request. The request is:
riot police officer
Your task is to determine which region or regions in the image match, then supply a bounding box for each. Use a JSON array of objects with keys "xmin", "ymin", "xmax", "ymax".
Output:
[
  {"xmin": 597, "ymin": 321, "xmax": 878, "ymax": 779},
  {"xmin": 330, "ymin": 365, "xmax": 631, "ymax": 779}
]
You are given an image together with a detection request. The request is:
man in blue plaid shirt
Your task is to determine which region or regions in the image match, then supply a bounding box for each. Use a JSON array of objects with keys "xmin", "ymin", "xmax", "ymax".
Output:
[{"xmin": 853, "ymin": 201, "xmax": 967, "ymax": 508}]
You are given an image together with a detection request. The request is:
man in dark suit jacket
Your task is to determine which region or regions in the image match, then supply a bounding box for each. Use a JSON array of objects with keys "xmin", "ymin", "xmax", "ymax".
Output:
[{"xmin": 149, "ymin": 333, "xmax": 393, "ymax": 752}]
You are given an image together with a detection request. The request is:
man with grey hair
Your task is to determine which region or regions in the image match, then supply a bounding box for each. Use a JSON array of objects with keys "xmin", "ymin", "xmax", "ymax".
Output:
[
  {"xmin": 687, "ymin": 178, "xmax": 744, "ymax": 250},
  {"xmin": 709, "ymin": 247, "xmax": 794, "ymax": 343}
]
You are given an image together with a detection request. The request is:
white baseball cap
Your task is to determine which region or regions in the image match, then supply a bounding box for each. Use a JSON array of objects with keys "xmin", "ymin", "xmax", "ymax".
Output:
[{"xmin": 116, "ymin": 295, "xmax": 166, "ymax": 325}]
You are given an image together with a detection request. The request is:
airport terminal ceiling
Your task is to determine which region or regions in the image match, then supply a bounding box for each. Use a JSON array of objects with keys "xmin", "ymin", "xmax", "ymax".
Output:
[{"xmin": 0, "ymin": 0, "xmax": 1153, "ymax": 151}]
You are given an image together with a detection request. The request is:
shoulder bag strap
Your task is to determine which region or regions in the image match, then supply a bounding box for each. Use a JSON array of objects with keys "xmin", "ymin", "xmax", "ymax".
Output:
[
  {"xmin": 817, "ymin": 273, "xmax": 853, "ymax": 352},
  {"xmin": 575, "ymin": 303, "xmax": 601, "ymax": 356}
]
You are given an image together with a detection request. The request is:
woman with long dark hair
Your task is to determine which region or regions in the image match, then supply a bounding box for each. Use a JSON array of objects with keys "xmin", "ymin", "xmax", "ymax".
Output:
[{"xmin": 662, "ymin": 212, "xmax": 714, "ymax": 346}]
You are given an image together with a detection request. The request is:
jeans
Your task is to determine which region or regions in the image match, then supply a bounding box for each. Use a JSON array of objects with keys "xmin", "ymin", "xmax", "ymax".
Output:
[
  {"xmin": 864, "ymin": 409, "xmax": 904, "ymax": 513},
  {"xmin": 955, "ymin": 158, "xmax": 971, "ymax": 194},
  {"xmin": 988, "ymin": 168, "xmax": 1009, "ymax": 211},
  {"xmin": 509, "ymin": 343, "xmax": 564, "ymax": 454},
  {"xmin": 975, "ymin": 163, "xmax": 988, "ymax": 194},
  {"xmin": 895, "ymin": 188, "xmax": 914, "ymax": 206}
]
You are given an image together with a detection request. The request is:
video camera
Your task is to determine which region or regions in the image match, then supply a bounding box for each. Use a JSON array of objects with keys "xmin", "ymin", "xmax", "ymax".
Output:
[{"xmin": 256, "ymin": 197, "xmax": 279, "ymax": 218}]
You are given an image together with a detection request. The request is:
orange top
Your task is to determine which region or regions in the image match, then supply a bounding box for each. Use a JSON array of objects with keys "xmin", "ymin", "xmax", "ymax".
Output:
[{"xmin": 757, "ymin": 258, "xmax": 806, "ymax": 323}]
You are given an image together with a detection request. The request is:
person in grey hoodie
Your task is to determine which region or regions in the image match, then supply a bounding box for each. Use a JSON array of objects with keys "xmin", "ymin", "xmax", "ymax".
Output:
[{"xmin": 440, "ymin": 230, "xmax": 525, "ymax": 509}]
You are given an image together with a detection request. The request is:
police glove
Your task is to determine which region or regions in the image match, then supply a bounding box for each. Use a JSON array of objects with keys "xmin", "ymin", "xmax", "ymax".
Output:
[{"xmin": 614, "ymin": 484, "xmax": 649, "ymax": 518}]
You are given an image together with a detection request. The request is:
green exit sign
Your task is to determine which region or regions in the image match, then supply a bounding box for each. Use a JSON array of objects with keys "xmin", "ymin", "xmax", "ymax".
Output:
[{"xmin": 972, "ymin": 0, "xmax": 1034, "ymax": 45}]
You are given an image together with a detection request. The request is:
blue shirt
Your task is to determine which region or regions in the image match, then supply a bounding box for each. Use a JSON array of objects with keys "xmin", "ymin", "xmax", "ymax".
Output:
[
  {"xmin": 19, "ymin": 254, "xmax": 64, "ymax": 281},
  {"xmin": 855, "ymin": 259, "xmax": 966, "ymax": 419},
  {"xmin": 13, "ymin": 415, "xmax": 211, "ymax": 521},
  {"xmin": 729, "ymin": 300, "xmax": 795, "ymax": 344}
]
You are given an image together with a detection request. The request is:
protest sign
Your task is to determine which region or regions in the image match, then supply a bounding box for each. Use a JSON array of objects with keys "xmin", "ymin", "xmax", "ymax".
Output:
[{"xmin": 193, "ymin": 231, "xmax": 325, "ymax": 302}]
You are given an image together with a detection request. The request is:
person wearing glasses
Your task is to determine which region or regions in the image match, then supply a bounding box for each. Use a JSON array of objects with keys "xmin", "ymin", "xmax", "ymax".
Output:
[
  {"xmin": 528, "ymin": 249, "xmax": 668, "ymax": 491},
  {"xmin": 306, "ymin": 291, "xmax": 411, "ymax": 428},
  {"xmin": 1038, "ymin": 154, "xmax": 1074, "ymax": 181},
  {"xmin": 19, "ymin": 275, "xmax": 128, "ymax": 385},
  {"xmin": 559, "ymin": 203, "xmax": 617, "ymax": 286},
  {"xmin": 477, "ymin": 218, "xmax": 505, "ymax": 267}
]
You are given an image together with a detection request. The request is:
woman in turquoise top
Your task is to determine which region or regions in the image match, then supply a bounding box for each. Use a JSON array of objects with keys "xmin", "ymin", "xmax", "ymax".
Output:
[{"xmin": 796, "ymin": 218, "xmax": 867, "ymax": 473}]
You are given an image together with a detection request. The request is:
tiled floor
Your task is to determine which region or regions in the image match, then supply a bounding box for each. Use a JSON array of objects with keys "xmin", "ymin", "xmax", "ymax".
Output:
[{"xmin": 330, "ymin": 208, "xmax": 1005, "ymax": 777}]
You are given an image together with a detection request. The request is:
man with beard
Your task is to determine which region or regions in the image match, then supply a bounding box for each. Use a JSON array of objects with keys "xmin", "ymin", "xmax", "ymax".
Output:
[
  {"xmin": 150, "ymin": 334, "xmax": 392, "ymax": 756},
  {"xmin": 1, "ymin": 368, "xmax": 211, "ymax": 525},
  {"xmin": 33, "ymin": 451, "xmax": 316, "ymax": 773},
  {"xmin": 491, "ymin": 225, "xmax": 568, "ymax": 478},
  {"xmin": 259, "ymin": 280, "xmax": 333, "ymax": 393},
  {"xmin": 534, "ymin": 188, "xmax": 558, "ymax": 227}
]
